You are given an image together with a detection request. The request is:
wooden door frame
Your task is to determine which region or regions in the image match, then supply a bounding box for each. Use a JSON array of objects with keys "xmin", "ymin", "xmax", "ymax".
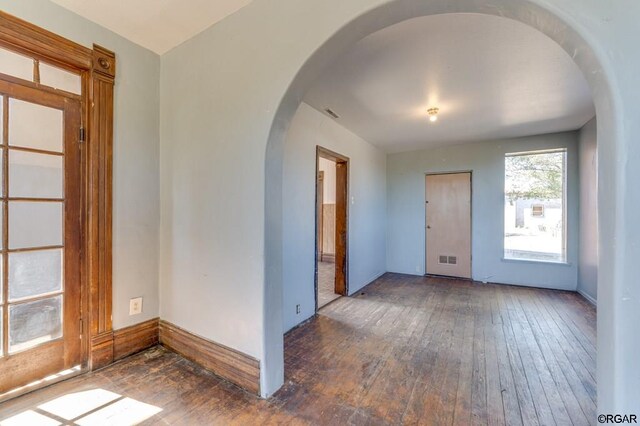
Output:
[
  {"xmin": 316, "ymin": 171, "xmax": 324, "ymax": 261},
  {"xmin": 424, "ymin": 171, "xmax": 473, "ymax": 278},
  {"xmin": 315, "ymin": 146, "xmax": 349, "ymax": 311},
  {"xmin": 0, "ymin": 12, "xmax": 116, "ymax": 371}
]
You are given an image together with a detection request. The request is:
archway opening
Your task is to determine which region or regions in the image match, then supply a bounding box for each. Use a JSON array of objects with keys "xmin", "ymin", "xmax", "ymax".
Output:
[{"xmin": 264, "ymin": 0, "xmax": 616, "ymax": 413}]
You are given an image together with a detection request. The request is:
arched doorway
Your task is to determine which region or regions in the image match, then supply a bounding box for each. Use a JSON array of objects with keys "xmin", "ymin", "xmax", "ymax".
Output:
[{"xmin": 264, "ymin": 0, "xmax": 622, "ymax": 412}]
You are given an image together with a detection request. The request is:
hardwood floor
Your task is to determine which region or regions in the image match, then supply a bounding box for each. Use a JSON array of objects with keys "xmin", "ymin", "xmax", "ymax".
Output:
[
  {"xmin": 317, "ymin": 259, "xmax": 340, "ymax": 308},
  {"xmin": 0, "ymin": 274, "xmax": 596, "ymax": 425}
]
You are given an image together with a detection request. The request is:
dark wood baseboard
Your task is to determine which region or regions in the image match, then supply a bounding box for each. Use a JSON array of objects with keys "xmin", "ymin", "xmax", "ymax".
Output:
[
  {"xmin": 113, "ymin": 318, "xmax": 160, "ymax": 361},
  {"xmin": 159, "ymin": 320, "xmax": 260, "ymax": 395},
  {"xmin": 90, "ymin": 332, "xmax": 114, "ymax": 369}
]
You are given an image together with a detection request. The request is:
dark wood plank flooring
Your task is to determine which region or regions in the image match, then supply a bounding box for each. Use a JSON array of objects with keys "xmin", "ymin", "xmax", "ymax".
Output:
[
  {"xmin": 0, "ymin": 274, "xmax": 596, "ymax": 425},
  {"xmin": 318, "ymin": 259, "xmax": 340, "ymax": 308}
]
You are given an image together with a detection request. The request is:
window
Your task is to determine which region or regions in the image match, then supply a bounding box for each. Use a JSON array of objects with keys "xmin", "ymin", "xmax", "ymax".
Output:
[
  {"xmin": 504, "ymin": 149, "xmax": 566, "ymax": 263},
  {"xmin": 531, "ymin": 204, "xmax": 545, "ymax": 217},
  {"xmin": 0, "ymin": 46, "xmax": 81, "ymax": 95}
]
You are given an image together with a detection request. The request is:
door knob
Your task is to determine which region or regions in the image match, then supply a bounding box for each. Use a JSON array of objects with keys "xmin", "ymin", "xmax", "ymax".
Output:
[{"xmin": 427, "ymin": 226, "xmax": 431, "ymax": 229}]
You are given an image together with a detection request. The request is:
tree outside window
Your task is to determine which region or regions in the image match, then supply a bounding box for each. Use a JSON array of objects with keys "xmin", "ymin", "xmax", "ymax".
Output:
[{"xmin": 504, "ymin": 149, "xmax": 566, "ymax": 263}]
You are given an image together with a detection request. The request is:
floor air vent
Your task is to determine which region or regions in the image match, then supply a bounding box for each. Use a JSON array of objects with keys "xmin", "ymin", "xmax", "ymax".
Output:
[{"xmin": 439, "ymin": 255, "xmax": 458, "ymax": 265}]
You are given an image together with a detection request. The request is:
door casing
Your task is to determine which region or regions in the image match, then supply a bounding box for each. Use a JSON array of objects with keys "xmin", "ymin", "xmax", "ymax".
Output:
[
  {"xmin": 0, "ymin": 11, "xmax": 116, "ymax": 399},
  {"xmin": 315, "ymin": 146, "xmax": 349, "ymax": 311}
]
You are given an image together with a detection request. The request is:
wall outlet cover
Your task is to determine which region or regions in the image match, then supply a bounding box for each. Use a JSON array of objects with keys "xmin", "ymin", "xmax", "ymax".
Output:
[{"xmin": 129, "ymin": 297, "xmax": 143, "ymax": 315}]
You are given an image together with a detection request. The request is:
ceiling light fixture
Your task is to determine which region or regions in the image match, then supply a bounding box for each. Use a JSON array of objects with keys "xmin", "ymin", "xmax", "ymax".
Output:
[{"xmin": 427, "ymin": 107, "xmax": 439, "ymax": 122}]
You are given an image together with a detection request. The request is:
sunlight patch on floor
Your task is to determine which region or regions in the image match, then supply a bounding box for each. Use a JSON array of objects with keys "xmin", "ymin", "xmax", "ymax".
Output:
[
  {"xmin": 74, "ymin": 397, "xmax": 162, "ymax": 426},
  {"xmin": 0, "ymin": 410, "xmax": 60, "ymax": 426},
  {"xmin": 38, "ymin": 389, "xmax": 121, "ymax": 420},
  {"xmin": 0, "ymin": 388, "xmax": 162, "ymax": 426}
]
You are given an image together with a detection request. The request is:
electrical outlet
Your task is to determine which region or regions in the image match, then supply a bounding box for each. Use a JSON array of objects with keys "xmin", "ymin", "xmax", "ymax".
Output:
[
  {"xmin": 129, "ymin": 297, "xmax": 143, "ymax": 315},
  {"xmin": 296, "ymin": 304, "xmax": 301, "ymax": 314}
]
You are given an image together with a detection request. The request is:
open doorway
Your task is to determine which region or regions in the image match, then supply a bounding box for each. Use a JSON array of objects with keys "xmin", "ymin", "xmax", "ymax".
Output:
[{"xmin": 315, "ymin": 147, "xmax": 348, "ymax": 310}]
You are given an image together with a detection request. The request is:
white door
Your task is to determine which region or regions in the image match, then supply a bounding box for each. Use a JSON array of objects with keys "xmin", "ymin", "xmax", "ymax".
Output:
[{"xmin": 425, "ymin": 173, "xmax": 472, "ymax": 278}]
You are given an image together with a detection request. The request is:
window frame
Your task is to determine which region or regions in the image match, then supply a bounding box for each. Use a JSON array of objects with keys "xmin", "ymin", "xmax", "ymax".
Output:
[
  {"xmin": 503, "ymin": 148, "xmax": 568, "ymax": 264},
  {"xmin": 531, "ymin": 204, "xmax": 545, "ymax": 217}
]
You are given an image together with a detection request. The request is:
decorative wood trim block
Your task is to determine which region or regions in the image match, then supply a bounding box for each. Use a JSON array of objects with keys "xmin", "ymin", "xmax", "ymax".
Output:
[
  {"xmin": 92, "ymin": 45, "xmax": 116, "ymax": 79},
  {"xmin": 90, "ymin": 332, "xmax": 114, "ymax": 370},
  {"xmin": 159, "ymin": 320, "xmax": 260, "ymax": 395},
  {"xmin": 113, "ymin": 318, "xmax": 159, "ymax": 361}
]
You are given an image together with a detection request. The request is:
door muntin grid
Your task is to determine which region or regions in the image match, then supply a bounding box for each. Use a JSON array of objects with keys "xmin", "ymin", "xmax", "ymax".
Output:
[{"xmin": 0, "ymin": 94, "xmax": 66, "ymax": 356}]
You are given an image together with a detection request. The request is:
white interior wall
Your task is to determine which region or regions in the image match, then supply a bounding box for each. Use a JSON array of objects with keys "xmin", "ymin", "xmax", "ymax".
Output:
[
  {"xmin": 1, "ymin": 0, "xmax": 161, "ymax": 329},
  {"xmin": 578, "ymin": 117, "xmax": 598, "ymax": 303},
  {"xmin": 1, "ymin": 0, "xmax": 636, "ymax": 409},
  {"xmin": 387, "ymin": 131, "xmax": 580, "ymax": 290},
  {"xmin": 109, "ymin": 0, "xmax": 634, "ymax": 406},
  {"xmin": 282, "ymin": 103, "xmax": 387, "ymax": 332}
]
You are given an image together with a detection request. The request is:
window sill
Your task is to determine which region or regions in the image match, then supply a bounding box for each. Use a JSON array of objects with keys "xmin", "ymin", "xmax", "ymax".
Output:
[{"xmin": 501, "ymin": 257, "xmax": 572, "ymax": 267}]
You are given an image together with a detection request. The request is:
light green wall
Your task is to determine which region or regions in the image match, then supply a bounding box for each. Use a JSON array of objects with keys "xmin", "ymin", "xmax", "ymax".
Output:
[{"xmin": 579, "ymin": 117, "xmax": 598, "ymax": 303}]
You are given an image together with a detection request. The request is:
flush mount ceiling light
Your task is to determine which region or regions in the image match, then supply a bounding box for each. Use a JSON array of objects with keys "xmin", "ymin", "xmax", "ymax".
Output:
[{"xmin": 427, "ymin": 107, "xmax": 439, "ymax": 122}]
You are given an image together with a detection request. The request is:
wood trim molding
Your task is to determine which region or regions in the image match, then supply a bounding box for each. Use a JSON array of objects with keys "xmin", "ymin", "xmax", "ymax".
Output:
[
  {"xmin": 87, "ymin": 43, "xmax": 116, "ymax": 368},
  {"xmin": 0, "ymin": 12, "xmax": 92, "ymax": 71},
  {"xmin": 317, "ymin": 145, "xmax": 349, "ymax": 163},
  {"xmin": 0, "ymin": 11, "xmax": 116, "ymax": 372},
  {"xmin": 113, "ymin": 318, "xmax": 160, "ymax": 361},
  {"xmin": 92, "ymin": 44, "xmax": 116, "ymax": 79},
  {"xmin": 159, "ymin": 320, "xmax": 260, "ymax": 395},
  {"xmin": 90, "ymin": 332, "xmax": 114, "ymax": 370}
]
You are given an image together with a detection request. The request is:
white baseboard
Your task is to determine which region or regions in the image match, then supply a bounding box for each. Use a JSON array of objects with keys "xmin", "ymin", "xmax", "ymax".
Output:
[
  {"xmin": 349, "ymin": 270, "xmax": 386, "ymax": 295},
  {"xmin": 577, "ymin": 289, "xmax": 597, "ymax": 306}
]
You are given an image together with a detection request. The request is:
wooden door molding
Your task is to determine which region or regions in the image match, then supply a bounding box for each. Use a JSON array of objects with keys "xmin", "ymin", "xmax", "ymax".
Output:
[
  {"xmin": 316, "ymin": 170, "xmax": 324, "ymax": 261},
  {"xmin": 0, "ymin": 12, "xmax": 92, "ymax": 71},
  {"xmin": 334, "ymin": 160, "xmax": 348, "ymax": 295},
  {"xmin": 87, "ymin": 45, "xmax": 116, "ymax": 368},
  {"xmin": 316, "ymin": 146, "xmax": 349, "ymax": 300},
  {"xmin": 0, "ymin": 11, "xmax": 116, "ymax": 371}
]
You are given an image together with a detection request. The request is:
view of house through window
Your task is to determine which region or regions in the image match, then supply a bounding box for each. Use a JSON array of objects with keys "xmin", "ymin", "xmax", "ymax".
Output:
[{"xmin": 504, "ymin": 149, "xmax": 567, "ymax": 263}]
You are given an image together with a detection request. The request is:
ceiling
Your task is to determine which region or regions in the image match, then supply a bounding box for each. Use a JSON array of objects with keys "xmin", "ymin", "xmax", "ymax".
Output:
[
  {"xmin": 50, "ymin": 0, "xmax": 253, "ymax": 54},
  {"xmin": 304, "ymin": 14, "xmax": 595, "ymax": 153}
]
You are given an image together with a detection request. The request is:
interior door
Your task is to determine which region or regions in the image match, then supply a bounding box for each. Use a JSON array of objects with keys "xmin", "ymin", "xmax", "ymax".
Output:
[
  {"xmin": 0, "ymin": 79, "xmax": 82, "ymax": 394},
  {"xmin": 425, "ymin": 173, "xmax": 471, "ymax": 278},
  {"xmin": 334, "ymin": 160, "xmax": 348, "ymax": 295}
]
